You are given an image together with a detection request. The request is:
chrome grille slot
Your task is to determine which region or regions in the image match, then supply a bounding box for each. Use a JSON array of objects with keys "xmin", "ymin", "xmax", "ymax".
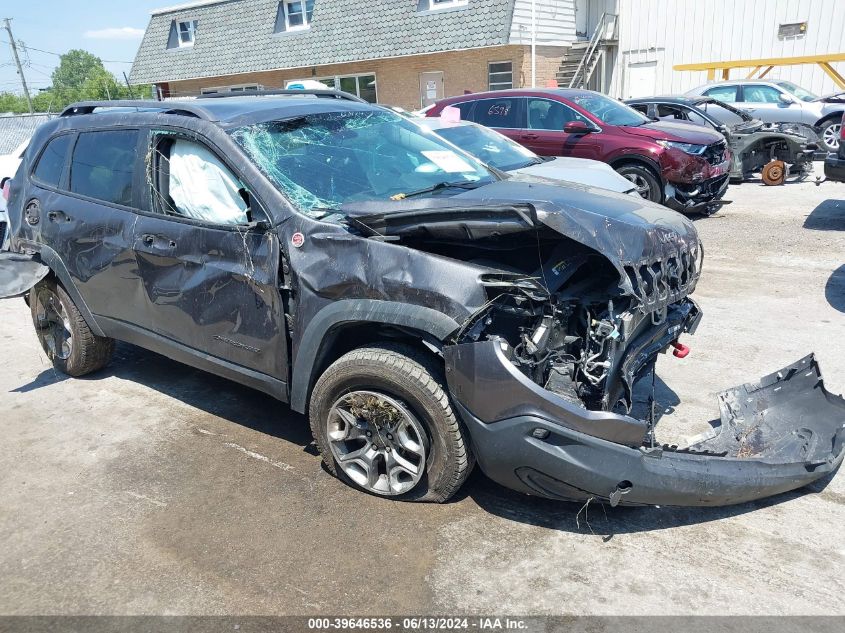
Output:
[{"xmin": 624, "ymin": 243, "xmax": 701, "ymax": 313}]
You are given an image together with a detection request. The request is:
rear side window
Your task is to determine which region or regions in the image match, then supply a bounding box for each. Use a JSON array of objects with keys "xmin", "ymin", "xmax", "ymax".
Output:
[
  {"xmin": 469, "ymin": 98, "xmax": 524, "ymax": 128},
  {"xmin": 703, "ymin": 85, "xmax": 738, "ymax": 103},
  {"xmin": 70, "ymin": 130, "xmax": 139, "ymax": 206},
  {"xmin": 32, "ymin": 135, "xmax": 72, "ymax": 187}
]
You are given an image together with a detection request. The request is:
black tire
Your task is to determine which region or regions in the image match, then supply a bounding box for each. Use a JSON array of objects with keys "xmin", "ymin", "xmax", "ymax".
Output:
[
  {"xmin": 30, "ymin": 278, "xmax": 115, "ymax": 377},
  {"xmin": 309, "ymin": 343, "xmax": 474, "ymax": 502},
  {"xmin": 615, "ymin": 163, "xmax": 663, "ymax": 203},
  {"xmin": 819, "ymin": 118, "xmax": 841, "ymax": 153}
]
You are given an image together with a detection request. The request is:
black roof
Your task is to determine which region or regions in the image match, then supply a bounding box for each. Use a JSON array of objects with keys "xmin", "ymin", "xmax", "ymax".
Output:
[{"xmin": 60, "ymin": 91, "xmax": 375, "ymax": 127}]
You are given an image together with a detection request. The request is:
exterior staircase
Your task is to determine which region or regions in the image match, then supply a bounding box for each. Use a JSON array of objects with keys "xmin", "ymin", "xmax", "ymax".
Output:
[{"xmin": 556, "ymin": 12, "xmax": 618, "ymax": 90}]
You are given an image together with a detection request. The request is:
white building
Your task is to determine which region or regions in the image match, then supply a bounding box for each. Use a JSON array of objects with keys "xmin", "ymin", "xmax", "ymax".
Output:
[{"xmin": 569, "ymin": 0, "xmax": 845, "ymax": 98}]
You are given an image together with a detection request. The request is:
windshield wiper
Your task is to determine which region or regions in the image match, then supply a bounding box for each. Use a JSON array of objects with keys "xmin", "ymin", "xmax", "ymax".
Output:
[{"xmin": 390, "ymin": 180, "xmax": 483, "ymax": 200}]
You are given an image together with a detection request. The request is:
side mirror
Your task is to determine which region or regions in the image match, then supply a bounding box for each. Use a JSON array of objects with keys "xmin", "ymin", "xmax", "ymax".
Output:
[
  {"xmin": 778, "ymin": 93, "xmax": 795, "ymax": 105},
  {"xmin": 564, "ymin": 120, "xmax": 592, "ymax": 134}
]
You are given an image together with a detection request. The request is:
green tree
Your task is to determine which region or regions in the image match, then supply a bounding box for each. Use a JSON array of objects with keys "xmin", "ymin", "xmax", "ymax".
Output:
[{"xmin": 0, "ymin": 49, "xmax": 153, "ymax": 114}]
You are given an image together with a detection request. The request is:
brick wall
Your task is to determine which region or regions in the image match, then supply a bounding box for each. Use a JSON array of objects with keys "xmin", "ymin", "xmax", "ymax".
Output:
[
  {"xmin": 161, "ymin": 45, "xmax": 537, "ymax": 110},
  {"xmin": 517, "ymin": 45, "xmax": 567, "ymax": 88}
]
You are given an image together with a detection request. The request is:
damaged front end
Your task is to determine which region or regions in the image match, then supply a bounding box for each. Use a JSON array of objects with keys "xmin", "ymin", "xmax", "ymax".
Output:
[
  {"xmin": 660, "ymin": 140, "xmax": 732, "ymax": 215},
  {"xmin": 351, "ymin": 183, "xmax": 844, "ymax": 506}
]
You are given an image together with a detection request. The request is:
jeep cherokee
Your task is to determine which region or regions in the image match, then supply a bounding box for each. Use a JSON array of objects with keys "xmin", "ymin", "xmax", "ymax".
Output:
[{"xmin": 1, "ymin": 91, "xmax": 843, "ymax": 506}]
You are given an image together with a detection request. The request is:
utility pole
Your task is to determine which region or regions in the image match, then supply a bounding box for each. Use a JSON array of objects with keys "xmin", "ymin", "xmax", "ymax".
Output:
[
  {"xmin": 531, "ymin": 0, "xmax": 536, "ymax": 88},
  {"xmin": 3, "ymin": 18, "xmax": 34, "ymax": 114}
]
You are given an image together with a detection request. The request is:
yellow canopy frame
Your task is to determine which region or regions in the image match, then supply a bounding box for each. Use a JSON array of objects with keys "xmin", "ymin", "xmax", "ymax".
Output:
[{"xmin": 674, "ymin": 53, "xmax": 845, "ymax": 89}]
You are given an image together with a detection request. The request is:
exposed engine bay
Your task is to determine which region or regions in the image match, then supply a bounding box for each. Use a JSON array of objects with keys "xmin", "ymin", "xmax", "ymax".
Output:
[{"xmin": 347, "ymin": 196, "xmax": 701, "ymax": 426}]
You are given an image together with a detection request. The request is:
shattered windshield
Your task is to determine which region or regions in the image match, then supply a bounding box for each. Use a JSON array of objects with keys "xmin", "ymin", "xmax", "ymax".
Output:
[
  {"xmin": 230, "ymin": 110, "xmax": 495, "ymax": 216},
  {"xmin": 570, "ymin": 93, "xmax": 649, "ymax": 126},
  {"xmin": 432, "ymin": 123, "xmax": 539, "ymax": 171}
]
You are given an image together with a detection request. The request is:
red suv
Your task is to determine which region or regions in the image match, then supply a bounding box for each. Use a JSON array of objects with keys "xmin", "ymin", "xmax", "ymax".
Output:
[{"xmin": 427, "ymin": 89, "xmax": 732, "ymax": 214}]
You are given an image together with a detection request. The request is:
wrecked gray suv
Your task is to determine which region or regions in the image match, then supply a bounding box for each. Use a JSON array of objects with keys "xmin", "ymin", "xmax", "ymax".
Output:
[{"xmin": 2, "ymin": 91, "xmax": 843, "ymax": 507}]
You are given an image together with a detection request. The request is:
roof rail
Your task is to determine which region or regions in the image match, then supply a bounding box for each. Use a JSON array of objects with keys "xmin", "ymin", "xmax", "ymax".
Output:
[
  {"xmin": 197, "ymin": 88, "xmax": 368, "ymax": 103},
  {"xmin": 60, "ymin": 100, "xmax": 214, "ymax": 120}
]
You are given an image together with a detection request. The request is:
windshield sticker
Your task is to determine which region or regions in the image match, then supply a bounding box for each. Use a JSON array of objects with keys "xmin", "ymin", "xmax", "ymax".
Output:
[{"xmin": 421, "ymin": 150, "xmax": 475, "ymax": 173}]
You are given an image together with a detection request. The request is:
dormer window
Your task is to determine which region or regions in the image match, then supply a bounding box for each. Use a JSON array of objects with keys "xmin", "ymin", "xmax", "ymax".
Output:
[
  {"xmin": 276, "ymin": 1, "xmax": 315, "ymax": 32},
  {"xmin": 427, "ymin": 0, "xmax": 468, "ymax": 10},
  {"xmin": 177, "ymin": 20, "xmax": 198, "ymax": 47}
]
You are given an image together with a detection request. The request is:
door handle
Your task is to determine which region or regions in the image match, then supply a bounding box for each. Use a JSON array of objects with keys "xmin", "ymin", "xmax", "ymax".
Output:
[
  {"xmin": 522, "ymin": 133, "xmax": 539, "ymax": 140},
  {"xmin": 47, "ymin": 210, "xmax": 70, "ymax": 222},
  {"xmin": 141, "ymin": 234, "xmax": 177, "ymax": 249}
]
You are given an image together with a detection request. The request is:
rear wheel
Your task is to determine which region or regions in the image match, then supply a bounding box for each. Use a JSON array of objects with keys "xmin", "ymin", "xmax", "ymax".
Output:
[
  {"xmin": 615, "ymin": 163, "xmax": 662, "ymax": 203},
  {"xmin": 820, "ymin": 118, "xmax": 841, "ymax": 152},
  {"xmin": 30, "ymin": 279, "xmax": 115, "ymax": 377},
  {"xmin": 309, "ymin": 343, "xmax": 473, "ymax": 502}
]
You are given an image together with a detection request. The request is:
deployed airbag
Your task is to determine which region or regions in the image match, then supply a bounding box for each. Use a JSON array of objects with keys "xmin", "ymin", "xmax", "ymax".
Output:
[{"xmin": 169, "ymin": 140, "xmax": 249, "ymax": 225}]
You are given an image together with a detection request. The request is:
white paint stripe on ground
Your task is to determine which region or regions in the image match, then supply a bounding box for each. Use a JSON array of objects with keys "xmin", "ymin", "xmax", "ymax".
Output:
[{"xmin": 223, "ymin": 442, "xmax": 296, "ymax": 472}]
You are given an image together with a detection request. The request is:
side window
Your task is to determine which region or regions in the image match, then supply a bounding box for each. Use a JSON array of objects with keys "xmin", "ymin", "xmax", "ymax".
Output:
[
  {"xmin": 629, "ymin": 104, "xmax": 650, "ymax": 116},
  {"xmin": 151, "ymin": 136, "xmax": 250, "ymax": 226},
  {"xmin": 70, "ymin": 130, "xmax": 138, "ymax": 206},
  {"xmin": 703, "ymin": 85, "xmax": 738, "ymax": 103},
  {"xmin": 470, "ymin": 98, "xmax": 523, "ymax": 128},
  {"xmin": 742, "ymin": 85, "xmax": 782, "ymax": 103},
  {"xmin": 32, "ymin": 135, "xmax": 72, "ymax": 188},
  {"xmin": 453, "ymin": 101, "xmax": 475, "ymax": 120},
  {"xmin": 526, "ymin": 98, "xmax": 588, "ymax": 130}
]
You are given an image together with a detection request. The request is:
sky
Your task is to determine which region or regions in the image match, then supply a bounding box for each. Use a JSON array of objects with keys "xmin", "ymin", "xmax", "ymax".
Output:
[{"xmin": 0, "ymin": 0, "xmax": 170, "ymax": 94}]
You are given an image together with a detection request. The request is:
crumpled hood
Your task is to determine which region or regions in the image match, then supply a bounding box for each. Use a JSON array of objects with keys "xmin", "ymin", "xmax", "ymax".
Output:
[
  {"xmin": 342, "ymin": 179, "xmax": 702, "ymax": 298},
  {"xmin": 456, "ymin": 180, "xmax": 700, "ymax": 266}
]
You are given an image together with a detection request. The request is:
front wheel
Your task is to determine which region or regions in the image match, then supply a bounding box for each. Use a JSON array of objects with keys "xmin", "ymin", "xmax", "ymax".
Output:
[
  {"xmin": 820, "ymin": 118, "xmax": 841, "ymax": 153},
  {"xmin": 615, "ymin": 163, "xmax": 663, "ymax": 203},
  {"xmin": 309, "ymin": 344, "xmax": 474, "ymax": 502},
  {"xmin": 30, "ymin": 279, "xmax": 115, "ymax": 376}
]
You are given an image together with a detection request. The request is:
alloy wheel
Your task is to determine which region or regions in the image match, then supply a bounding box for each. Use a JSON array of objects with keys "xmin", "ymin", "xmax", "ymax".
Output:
[
  {"xmin": 326, "ymin": 390, "xmax": 427, "ymax": 496},
  {"xmin": 823, "ymin": 123, "xmax": 841, "ymax": 151},
  {"xmin": 33, "ymin": 287, "xmax": 72, "ymax": 360},
  {"xmin": 623, "ymin": 173, "xmax": 652, "ymax": 198}
]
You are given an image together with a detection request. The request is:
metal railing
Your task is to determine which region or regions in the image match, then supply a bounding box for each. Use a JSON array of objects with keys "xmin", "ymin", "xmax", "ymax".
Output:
[{"xmin": 568, "ymin": 12, "xmax": 618, "ymax": 89}]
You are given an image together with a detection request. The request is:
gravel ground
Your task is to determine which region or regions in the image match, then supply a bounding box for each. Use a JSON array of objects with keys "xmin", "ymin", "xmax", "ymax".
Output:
[{"xmin": 0, "ymin": 164, "xmax": 843, "ymax": 616}]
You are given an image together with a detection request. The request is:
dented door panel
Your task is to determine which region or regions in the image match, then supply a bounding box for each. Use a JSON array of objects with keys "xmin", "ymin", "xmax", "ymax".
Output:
[{"xmin": 130, "ymin": 213, "xmax": 287, "ymax": 379}]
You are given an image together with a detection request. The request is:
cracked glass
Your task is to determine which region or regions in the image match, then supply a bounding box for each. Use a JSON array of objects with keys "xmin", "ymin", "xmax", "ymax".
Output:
[{"xmin": 229, "ymin": 111, "xmax": 495, "ymax": 217}]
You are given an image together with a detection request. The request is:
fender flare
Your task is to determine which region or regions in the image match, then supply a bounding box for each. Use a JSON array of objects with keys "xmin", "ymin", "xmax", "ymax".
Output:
[
  {"xmin": 33, "ymin": 244, "xmax": 106, "ymax": 337},
  {"xmin": 815, "ymin": 112, "xmax": 843, "ymax": 127},
  {"xmin": 608, "ymin": 153, "xmax": 664, "ymax": 183},
  {"xmin": 289, "ymin": 299, "xmax": 460, "ymax": 413}
]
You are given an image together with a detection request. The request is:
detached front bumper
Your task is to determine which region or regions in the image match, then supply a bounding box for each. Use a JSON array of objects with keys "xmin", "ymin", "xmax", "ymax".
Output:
[
  {"xmin": 664, "ymin": 173, "xmax": 731, "ymax": 214},
  {"xmin": 444, "ymin": 342, "xmax": 845, "ymax": 506}
]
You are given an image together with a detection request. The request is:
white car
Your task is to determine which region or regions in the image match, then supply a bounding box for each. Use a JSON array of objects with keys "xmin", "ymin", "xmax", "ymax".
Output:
[
  {"xmin": 0, "ymin": 140, "xmax": 29, "ymax": 251},
  {"xmin": 413, "ymin": 117, "xmax": 638, "ymax": 195}
]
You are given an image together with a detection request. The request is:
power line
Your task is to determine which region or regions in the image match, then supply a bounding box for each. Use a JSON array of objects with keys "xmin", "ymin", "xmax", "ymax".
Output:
[{"xmin": 0, "ymin": 37, "xmax": 134, "ymax": 63}]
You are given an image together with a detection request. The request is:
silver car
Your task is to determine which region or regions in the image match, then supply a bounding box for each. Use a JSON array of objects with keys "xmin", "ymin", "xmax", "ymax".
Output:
[{"xmin": 686, "ymin": 79, "xmax": 844, "ymax": 151}]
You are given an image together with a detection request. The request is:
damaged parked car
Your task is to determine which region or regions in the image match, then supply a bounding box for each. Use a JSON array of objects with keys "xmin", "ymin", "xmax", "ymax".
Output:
[
  {"xmin": 626, "ymin": 96, "xmax": 817, "ymax": 184},
  {"xmin": 686, "ymin": 80, "xmax": 844, "ymax": 152},
  {"xmin": 426, "ymin": 89, "xmax": 732, "ymax": 215},
  {"xmin": 1, "ymin": 91, "xmax": 843, "ymax": 507}
]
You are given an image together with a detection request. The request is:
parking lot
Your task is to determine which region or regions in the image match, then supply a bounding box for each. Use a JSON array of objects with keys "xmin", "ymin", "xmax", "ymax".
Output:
[{"xmin": 1, "ymin": 165, "xmax": 843, "ymax": 616}]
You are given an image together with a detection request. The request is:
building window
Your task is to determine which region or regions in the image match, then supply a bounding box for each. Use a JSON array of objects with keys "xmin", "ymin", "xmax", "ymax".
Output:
[
  {"xmin": 277, "ymin": 1, "xmax": 315, "ymax": 32},
  {"xmin": 778, "ymin": 22, "xmax": 807, "ymax": 39},
  {"xmin": 201, "ymin": 84, "xmax": 263, "ymax": 95},
  {"xmin": 426, "ymin": 0, "xmax": 468, "ymax": 10},
  {"xmin": 177, "ymin": 20, "xmax": 198, "ymax": 47},
  {"xmin": 488, "ymin": 61, "xmax": 513, "ymax": 91},
  {"xmin": 290, "ymin": 74, "xmax": 378, "ymax": 103}
]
